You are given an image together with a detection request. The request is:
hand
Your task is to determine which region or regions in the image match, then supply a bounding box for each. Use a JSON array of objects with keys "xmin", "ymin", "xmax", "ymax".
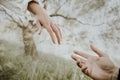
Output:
[
  {"xmin": 36, "ymin": 14, "xmax": 62, "ymax": 44},
  {"xmin": 71, "ymin": 44, "xmax": 119, "ymax": 80},
  {"xmin": 28, "ymin": 1, "xmax": 62, "ymax": 44}
]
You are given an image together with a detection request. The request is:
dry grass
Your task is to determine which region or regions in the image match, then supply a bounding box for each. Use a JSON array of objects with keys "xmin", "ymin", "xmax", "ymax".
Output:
[
  {"xmin": 0, "ymin": 54, "xmax": 92, "ymax": 80},
  {"xmin": 0, "ymin": 40, "xmax": 92, "ymax": 80}
]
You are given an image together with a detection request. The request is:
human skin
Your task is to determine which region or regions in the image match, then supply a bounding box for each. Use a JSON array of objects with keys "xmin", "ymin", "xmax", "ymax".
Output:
[
  {"xmin": 71, "ymin": 44, "xmax": 119, "ymax": 80},
  {"xmin": 28, "ymin": 1, "xmax": 62, "ymax": 44}
]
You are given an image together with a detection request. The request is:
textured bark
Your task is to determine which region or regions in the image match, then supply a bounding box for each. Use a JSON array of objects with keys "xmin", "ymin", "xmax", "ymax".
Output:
[
  {"xmin": 22, "ymin": 23, "xmax": 38, "ymax": 58},
  {"xmin": 0, "ymin": 0, "xmax": 120, "ymax": 80}
]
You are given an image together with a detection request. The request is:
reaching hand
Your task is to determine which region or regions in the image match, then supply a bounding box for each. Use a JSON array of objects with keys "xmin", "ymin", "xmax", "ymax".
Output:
[
  {"xmin": 71, "ymin": 44, "xmax": 119, "ymax": 80},
  {"xmin": 36, "ymin": 14, "xmax": 62, "ymax": 44},
  {"xmin": 28, "ymin": 1, "xmax": 62, "ymax": 44}
]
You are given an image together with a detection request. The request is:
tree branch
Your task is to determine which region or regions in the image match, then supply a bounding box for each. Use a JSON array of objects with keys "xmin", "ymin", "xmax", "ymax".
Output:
[
  {"xmin": 0, "ymin": 7, "xmax": 23, "ymax": 28},
  {"xmin": 54, "ymin": 0, "xmax": 68, "ymax": 14},
  {"xmin": 43, "ymin": 0, "xmax": 48, "ymax": 10},
  {"xmin": 50, "ymin": 13, "xmax": 104, "ymax": 26}
]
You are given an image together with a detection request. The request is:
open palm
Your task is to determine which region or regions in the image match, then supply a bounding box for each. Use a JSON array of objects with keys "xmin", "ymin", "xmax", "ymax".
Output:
[{"xmin": 71, "ymin": 44, "xmax": 118, "ymax": 80}]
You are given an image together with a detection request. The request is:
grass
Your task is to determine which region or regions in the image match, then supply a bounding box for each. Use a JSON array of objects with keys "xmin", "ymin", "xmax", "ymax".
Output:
[{"xmin": 0, "ymin": 40, "xmax": 92, "ymax": 80}]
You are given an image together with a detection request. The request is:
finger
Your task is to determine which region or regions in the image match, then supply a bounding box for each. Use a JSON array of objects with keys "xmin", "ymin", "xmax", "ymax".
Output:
[
  {"xmin": 71, "ymin": 54, "xmax": 86, "ymax": 62},
  {"xmin": 39, "ymin": 27, "xmax": 43, "ymax": 35},
  {"xmin": 76, "ymin": 59, "xmax": 85, "ymax": 68},
  {"xmin": 90, "ymin": 44, "xmax": 106, "ymax": 57},
  {"xmin": 81, "ymin": 66, "xmax": 89, "ymax": 76},
  {"xmin": 36, "ymin": 21, "xmax": 43, "ymax": 35},
  {"xmin": 36, "ymin": 20, "xmax": 41, "ymax": 28},
  {"xmin": 77, "ymin": 62, "xmax": 81, "ymax": 68},
  {"xmin": 74, "ymin": 50, "xmax": 92, "ymax": 59},
  {"xmin": 38, "ymin": 22, "xmax": 43, "ymax": 35},
  {"xmin": 54, "ymin": 24, "xmax": 62, "ymax": 39},
  {"xmin": 77, "ymin": 59, "xmax": 81, "ymax": 67},
  {"xmin": 51, "ymin": 24, "xmax": 61, "ymax": 44},
  {"xmin": 71, "ymin": 54, "xmax": 85, "ymax": 68},
  {"xmin": 81, "ymin": 65, "xmax": 87, "ymax": 73},
  {"xmin": 46, "ymin": 26, "xmax": 56, "ymax": 44}
]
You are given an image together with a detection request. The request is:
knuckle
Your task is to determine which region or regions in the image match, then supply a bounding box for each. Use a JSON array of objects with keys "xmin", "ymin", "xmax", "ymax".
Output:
[
  {"xmin": 53, "ymin": 28, "xmax": 58, "ymax": 32},
  {"xmin": 47, "ymin": 29, "xmax": 53, "ymax": 33}
]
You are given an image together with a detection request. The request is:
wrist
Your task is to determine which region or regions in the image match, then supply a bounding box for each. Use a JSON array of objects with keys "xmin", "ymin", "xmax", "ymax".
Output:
[
  {"xmin": 36, "ymin": 10, "xmax": 49, "ymax": 19},
  {"xmin": 28, "ymin": 0, "xmax": 40, "ymax": 15},
  {"xmin": 111, "ymin": 66, "xmax": 119, "ymax": 80}
]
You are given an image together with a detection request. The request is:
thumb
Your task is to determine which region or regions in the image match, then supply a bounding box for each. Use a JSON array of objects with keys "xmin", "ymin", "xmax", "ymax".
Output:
[{"xmin": 36, "ymin": 20, "xmax": 43, "ymax": 35}]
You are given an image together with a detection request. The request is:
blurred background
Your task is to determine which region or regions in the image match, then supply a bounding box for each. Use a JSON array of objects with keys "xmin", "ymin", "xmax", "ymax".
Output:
[
  {"xmin": 37, "ymin": 0, "xmax": 120, "ymax": 64},
  {"xmin": 0, "ymin": 0, "xmax": 120, "ymax": 80}
]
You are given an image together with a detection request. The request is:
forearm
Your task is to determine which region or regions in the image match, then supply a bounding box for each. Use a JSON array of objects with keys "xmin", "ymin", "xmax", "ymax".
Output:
[{"xmin": 28, "ymin": 1, "xmax": 47, "ymax": 16}]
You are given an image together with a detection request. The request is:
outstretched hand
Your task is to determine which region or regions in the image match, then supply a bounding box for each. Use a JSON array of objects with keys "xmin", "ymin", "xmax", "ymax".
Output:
[
  {"xmin": 71, "ymin": 44, "xmax": 119, "ymax": 80},
  {"xmin": 28, "ymin": 1, "xmax": 62, "ymax": 44},
  {"xmin": 36, "ymin": 14, "xmax": 62, "ymax": 44}
]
